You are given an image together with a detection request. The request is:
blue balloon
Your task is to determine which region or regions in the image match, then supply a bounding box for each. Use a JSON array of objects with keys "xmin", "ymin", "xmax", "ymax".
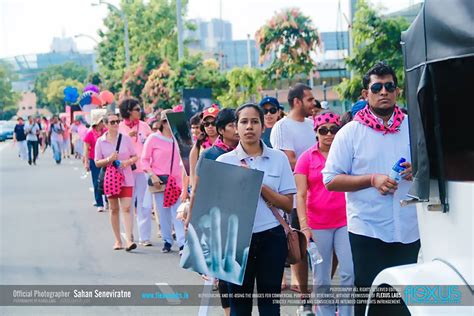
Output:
[{"xmin": 64, "ymin": 86, "xmax": 79, "ymax": 103}]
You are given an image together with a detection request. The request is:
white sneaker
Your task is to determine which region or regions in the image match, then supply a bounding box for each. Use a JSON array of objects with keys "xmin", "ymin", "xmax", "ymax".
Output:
[{"xmin": 97, "ymin": 207, "xmax": 105, "ymax": 212}]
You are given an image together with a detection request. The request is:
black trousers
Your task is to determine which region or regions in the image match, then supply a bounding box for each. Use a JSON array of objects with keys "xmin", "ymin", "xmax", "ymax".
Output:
[
  {"xmin": 228, "ymin": 225, "xmax": 288, "ymax": 316},
  {"xmin": 27, "ymin": 140, "xmax": 39, "ymax": 163},
  {"xmin": 349, "ymin": 232, "xmax": 420, "ymax": 316}
]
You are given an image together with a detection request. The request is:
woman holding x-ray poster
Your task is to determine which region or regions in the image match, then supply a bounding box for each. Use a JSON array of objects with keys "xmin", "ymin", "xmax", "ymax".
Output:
[{"xmin": 214, "ymin": 103, "xmax": 296, "ymax": 315}]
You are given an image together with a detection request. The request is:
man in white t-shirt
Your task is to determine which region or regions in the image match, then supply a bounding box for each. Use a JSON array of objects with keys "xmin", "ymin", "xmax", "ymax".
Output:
[
  {"xmin": 270, "ymin": 83, "xmax": 316, "ymax": 305},
  {"xmin": 24, "ymin": 116, "xmax": 41, "ymax": 165}
]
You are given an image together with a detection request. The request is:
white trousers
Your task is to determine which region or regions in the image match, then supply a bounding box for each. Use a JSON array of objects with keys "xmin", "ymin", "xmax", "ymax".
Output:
[
  {"xmin": 153, "ymin": 192, "xmax": 185, "ymax": 248},
  {"xmin": 17, "ymin": 140, "xmax": 28, "ymax": 160},
  {"xmin": 132, "ymin": 172, "xmax": 152, "ymax": 242},
  {"xmin": 312, "ymin": 226, "xmax": 354, "ymax": 316}
]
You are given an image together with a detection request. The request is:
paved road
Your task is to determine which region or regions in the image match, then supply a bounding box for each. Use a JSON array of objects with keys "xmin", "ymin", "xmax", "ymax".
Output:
[{"xmin": 0, "ymin": 141, "xmax": 305, "ymax": 316}]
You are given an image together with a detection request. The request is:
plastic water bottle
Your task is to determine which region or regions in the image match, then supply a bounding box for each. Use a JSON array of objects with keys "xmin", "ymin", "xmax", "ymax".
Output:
[
  {"xmin": 388, "ymin": 158, "xmax": 406, "ymax": 182},
  {"xmin": 307, "ymin": 241, "xmax": 323, "ymax": 269}
]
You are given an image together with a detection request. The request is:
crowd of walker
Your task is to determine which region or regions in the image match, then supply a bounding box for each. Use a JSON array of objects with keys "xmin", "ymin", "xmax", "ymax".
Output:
[{"xmin": 12, "ymin": 62, "xmax": 420, "ymax": 316}]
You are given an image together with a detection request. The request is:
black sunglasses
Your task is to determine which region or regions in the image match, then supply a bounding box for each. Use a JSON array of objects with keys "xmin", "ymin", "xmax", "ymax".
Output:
[
  {"xmin": 318, "ymin": 126, "xmax": 339, "ymax": 135},
  {"xmin": 109, "ymin": 120, "xmax": 121, "ymax": 126},
  {"xmin": 131, "ymin": 107, "xmax": 141, "ymax": 112},
  {"xmin": 369, "ymin": 82, "xmax": 396, "ymax": 93},
  {"xmin": 263, "ymin": 107, "xmax": 278, "ymax": 115},
  {"xmin": 203, "ymin": 121, "xmax": 216, "ymax": 127}
]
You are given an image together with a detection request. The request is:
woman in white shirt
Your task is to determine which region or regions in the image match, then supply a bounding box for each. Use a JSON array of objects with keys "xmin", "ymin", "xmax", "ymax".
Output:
[{"xmin": 216, "ymin": 103, "xmax": 296, "ymax": 316}]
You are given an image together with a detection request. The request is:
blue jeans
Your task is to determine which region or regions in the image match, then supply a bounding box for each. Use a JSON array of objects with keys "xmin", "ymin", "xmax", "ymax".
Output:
[
  {"xmin": 228, "ymin": 225, "xmax": 288, "ymax": 316},
  {"xmin": 51, "ymin": 139, "xmax": 62, "ymax": 163},
  {"xmin": 89, "ymin": 158, "xmax": 104, "ymax": 207},
  {"xmin": 27, "ymin": 140, "xmax": 39, "ymax": 163}
]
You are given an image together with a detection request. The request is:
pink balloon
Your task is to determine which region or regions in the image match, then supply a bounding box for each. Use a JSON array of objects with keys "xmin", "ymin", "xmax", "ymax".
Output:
[
  {"xmin": 91, "ymin": 94, "xmax": 102, "ymax": 106},
  {"xmin": 100, "ymin": 90, "xmax": 115, "ymax": 105}
]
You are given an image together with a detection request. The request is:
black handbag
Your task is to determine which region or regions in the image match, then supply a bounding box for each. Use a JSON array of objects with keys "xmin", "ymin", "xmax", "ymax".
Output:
[{"xmin": 147, "ymin": 142, "xmax": 175, "ymax": 193}]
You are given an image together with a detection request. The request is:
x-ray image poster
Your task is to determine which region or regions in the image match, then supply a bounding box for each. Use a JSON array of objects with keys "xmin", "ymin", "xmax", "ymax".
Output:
[
  {"xmin": 180, "ymin": 159, "xmax": 264, "ymax": 285},
  {"xmin": 165, "ymin": 111, "xmax": 193, "ymax": 176},
  {"xmin": 183, "ymin": 88, "xmax": 212, "ymax": 120}
]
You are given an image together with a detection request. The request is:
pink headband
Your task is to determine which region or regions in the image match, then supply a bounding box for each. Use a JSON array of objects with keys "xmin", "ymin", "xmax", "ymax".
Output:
[{"xmin": 314, "ymin": 112, "xmax": 341, "ymax": 130}]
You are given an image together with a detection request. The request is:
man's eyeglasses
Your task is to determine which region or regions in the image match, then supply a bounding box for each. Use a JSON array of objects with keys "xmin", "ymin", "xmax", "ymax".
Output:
[
  {"xmin": 203, "ymin": 121, "xmax": 216, "ymax": 127},
  {"xmin": 318, "ymin": 126, "xmax": 339, "ymax": 135},
  {"xmin": 131, "ymin": 107, "xmax": 141, "ymax": 112},
  {"xmin": 109, "ymin": 120, "xmax": 121, "ymax": 126},
  {"xmin": 263, "ymin": 107, "xmax": 278, "ymax": 115},
  {"xmin": 369, "ymin": 82, "xmax": 396, "ymax": 94}
]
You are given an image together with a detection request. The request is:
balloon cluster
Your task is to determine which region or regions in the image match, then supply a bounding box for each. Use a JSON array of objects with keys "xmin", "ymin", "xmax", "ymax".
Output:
[
  {"xmin": 63, "ymin": 83, "xmax": 116, "ymax": 125},
  {"xmin": 63, "ymin": 83, "xmax": 115, "ymax": 110}
]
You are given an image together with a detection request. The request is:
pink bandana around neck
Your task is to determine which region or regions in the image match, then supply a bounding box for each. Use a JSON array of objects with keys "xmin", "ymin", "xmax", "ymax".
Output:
[
  {"xmin": 354, "ymin": 105, "xmax": 405, "ymax": 134},
  {"xmin": 124, "ymin": 118, "xmax": 139, "ymax": 129},
  {"xmin": 201, "ymin": 136, "xmax": 214, "ymax": 149},
  {"xmin": 213, "ymin": 137, "xmax": 235, "ymax": 153}
]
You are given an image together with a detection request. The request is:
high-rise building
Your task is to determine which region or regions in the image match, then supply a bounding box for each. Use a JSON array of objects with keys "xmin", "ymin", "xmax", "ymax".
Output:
[
  {"xmin": 218, "ymin": 39, "xmax": 260, "ymax": 70},
  {"xmin": 185, "ymin": 18, "xmax": 232, "ymax": 51},
  {"xmin": 1, "ymin": 36, "xmax": 96, "ymax": 93},
  {"xmin": 50, "ymin": 36, "xmax": 78, "ymax": 53}
]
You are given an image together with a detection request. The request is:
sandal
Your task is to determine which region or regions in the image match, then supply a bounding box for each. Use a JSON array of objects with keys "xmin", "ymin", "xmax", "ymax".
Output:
[
  {"xmin": 290, "ymin": 285, "xmax": 301, "ymax": 293},
  {"xmin": 113, "ymin": 243, "xmax": 123, "ymax": 250},
  {"xmin": 125, "ymin": 242, "xmax": 137, "ymax": 252}
]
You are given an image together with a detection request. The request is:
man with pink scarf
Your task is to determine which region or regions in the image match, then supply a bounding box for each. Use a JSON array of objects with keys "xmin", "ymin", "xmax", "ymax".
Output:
[{"xmin": 323, "ymin": 62, "xmax": 419, "ymax": 316}]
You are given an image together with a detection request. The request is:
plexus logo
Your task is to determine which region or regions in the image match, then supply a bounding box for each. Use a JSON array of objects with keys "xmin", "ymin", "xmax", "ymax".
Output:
[{"xmin": 404, "ymin": 285, "xmax": 462, "ymax": 305}]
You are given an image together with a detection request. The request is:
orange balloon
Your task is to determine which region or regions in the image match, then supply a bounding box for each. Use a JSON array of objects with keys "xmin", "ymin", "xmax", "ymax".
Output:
[{"xmin": 100, "ymin": 90, "xmax": 115, "ymax": 105}]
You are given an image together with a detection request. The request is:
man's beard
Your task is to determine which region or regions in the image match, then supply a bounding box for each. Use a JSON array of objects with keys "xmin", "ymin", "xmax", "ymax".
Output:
[{"xmin": 369, "ymin": 104, "xmax": 395, "ymax": 117}]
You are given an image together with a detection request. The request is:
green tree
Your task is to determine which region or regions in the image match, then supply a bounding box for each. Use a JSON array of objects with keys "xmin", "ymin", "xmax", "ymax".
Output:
[
  {"xmin": 142, "ymin": 61, "xmax": 174, "ymax": 110},
  {"xmin": 0, "ymin": 61, "xmax": 20, "ymax": 120},
  {"xmin": 33, "ymin": 62, "xmax": 88, "ymax": 108},
  {"xmin": 217, "ymin": 67, "xmax": 264, "ymax": 108},
  {"xmin": 335, "ymin": 0, "xmax": 410, "ymax": 103},
  {"xmin": 168, "ymin": 56, "xmax": 228, "ymax": 105},
  {"xmin": 96, "ymin": 0, "xmax": 187, "ymax": 92},
  {"xmin": 141, "ymin": 56, "xmax": 229, "ymax": 110},
  {"xmin": 44, "ymin": 79, "xmax": 84, "ymax": 114},
  {"xmin": 255, "ymin": 8, "xmax": 319, "ymax": 82}
]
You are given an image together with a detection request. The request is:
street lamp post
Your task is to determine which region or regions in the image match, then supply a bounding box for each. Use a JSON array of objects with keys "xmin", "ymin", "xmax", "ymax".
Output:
[
  {"xmin": 92, "ymin": 0, "xmax": 130, "ymax": 67},
  {"xmin": 323, "ymin": 81, "xmax": 327, "ymax": 101},
  {"xmin": 176, "ymin": 0, "xmax": 184, "ymax": 61},
  {"xmin": 74, "ymin": 34, "xmax": 99, "ymax": 45}
]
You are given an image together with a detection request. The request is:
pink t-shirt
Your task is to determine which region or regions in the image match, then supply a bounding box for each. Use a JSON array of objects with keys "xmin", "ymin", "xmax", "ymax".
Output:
[
  {"xmin": 294, "ymin": 143, "xmax": 347, "ymax": 229},
  {"xmin": 95, "ymin": 133, "xmax": 137, "ymax": 187},
  {"xmin": 78, "ymin": 124, "xmax": 88, "ymax": 140},
  {"xmin": 141, "ymin": 133, "xmax": 182, "ymax": 188},
  {"xmin": 119, "ymin": 120, "xmax": 152, "ymax": 173},
  {"xmin": 84, "ymin": 128, "xmax": 105, "ymax": 160},
  {"xmin": 62, "ymin": 124, "xmax": 70, "ymax": 139}
]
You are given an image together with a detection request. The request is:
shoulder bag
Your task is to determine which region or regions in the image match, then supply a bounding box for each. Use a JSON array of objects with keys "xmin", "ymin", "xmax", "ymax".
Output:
[
  {"xmin": 269, "ymin": 206, "xmax": 307, "ymax": 264},
  {"xmin": 98, "ymin": 134, "xmax": 124, "ymax": 196},
  {"xmin": 148, "ymin": 141, "xmax": 181, "ymax": 207}
]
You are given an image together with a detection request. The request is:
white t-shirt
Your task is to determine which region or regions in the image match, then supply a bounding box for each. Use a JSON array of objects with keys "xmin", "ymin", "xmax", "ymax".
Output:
[
  {"xmin": 24, "ymin": 122, "xmax": 40, "ymax": 141},
  {"xmin": 270, "ymin": 116, "xmax": 316, "ymax": 208},
  {"xmin": 50, "ymin": 123, "xmax": 64, "ymax": 142},
  {"xmin": 216, "ymin": 142, "xmax": 296, "ymax": 233},
  {"xmin": 270, "ymin": 116, "xmax": 316, "ymax": 160}
]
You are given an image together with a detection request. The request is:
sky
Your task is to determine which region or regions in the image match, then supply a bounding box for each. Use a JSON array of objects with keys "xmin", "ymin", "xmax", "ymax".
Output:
[{"xmin": 0, "ymin": 0, "xmax": 422, "ymax": 58}]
